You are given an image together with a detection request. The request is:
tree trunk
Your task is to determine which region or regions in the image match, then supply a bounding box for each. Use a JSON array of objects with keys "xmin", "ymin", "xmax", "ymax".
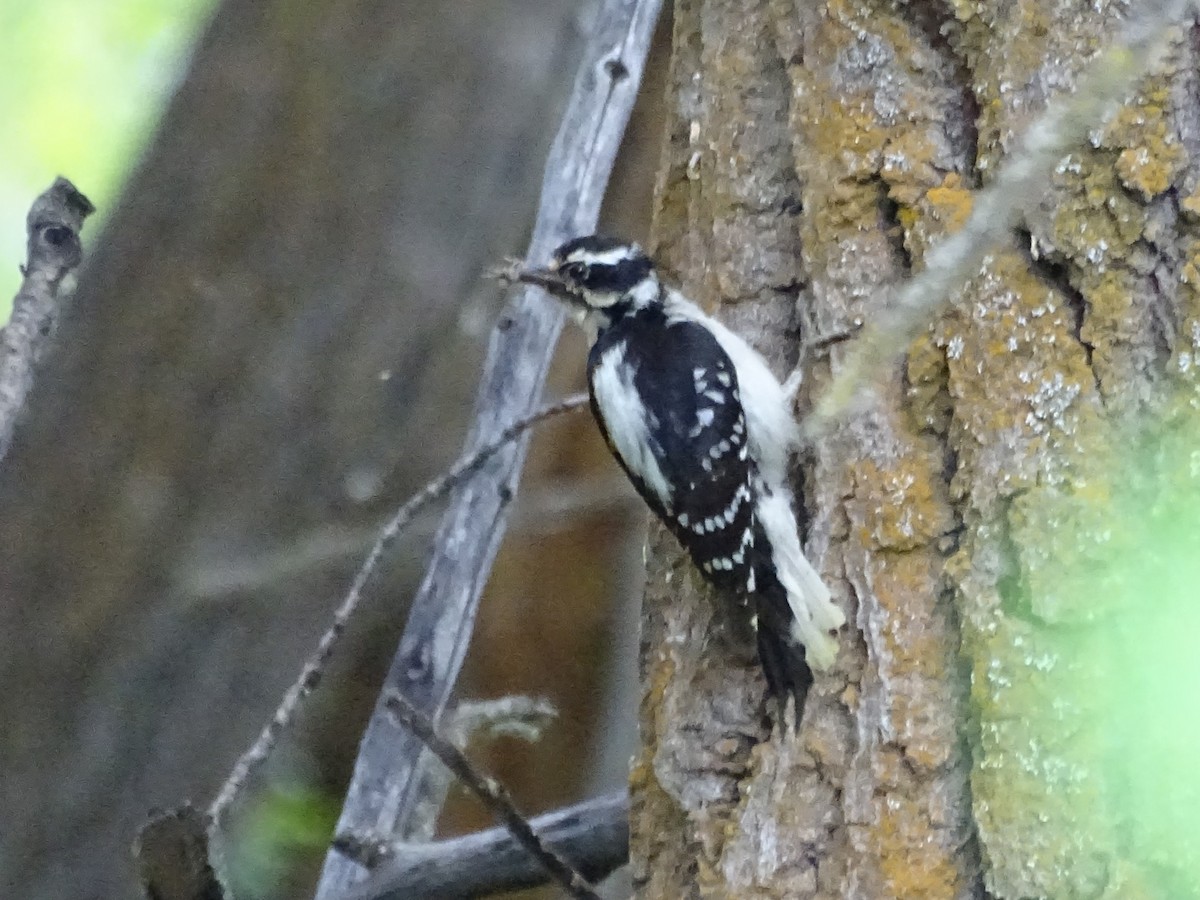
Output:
[{"xmin": 633, "ymin": 1, "xmax": 1200, "ymax": 897}]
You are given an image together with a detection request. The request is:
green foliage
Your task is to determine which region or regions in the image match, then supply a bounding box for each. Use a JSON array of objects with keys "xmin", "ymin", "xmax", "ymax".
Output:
[
  {"xmin": 224, "ymin": 781, "xmax": 339, "ymax": 900},
  {"xmin": 0, "ymin": 0, "xmax": 214, "ymax": 308},
  {"xmin": 1097, "ymin": 412, "xmax": 1200, "ymax": 891}
]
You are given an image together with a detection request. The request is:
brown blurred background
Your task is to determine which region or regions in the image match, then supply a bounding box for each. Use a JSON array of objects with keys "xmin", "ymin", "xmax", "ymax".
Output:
[{"xmin": 0, "ymin": 1, "xmax": 668, "ymax": 897}]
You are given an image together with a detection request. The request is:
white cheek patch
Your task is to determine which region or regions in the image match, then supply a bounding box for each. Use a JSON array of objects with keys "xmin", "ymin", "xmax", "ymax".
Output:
[
  {"xmin": 585, "ymin": 290, "xmax": 624, "ymax": 309},
  {"xmin": 591, "ymin": 343, "xmax": 673, "ymax": 506}
]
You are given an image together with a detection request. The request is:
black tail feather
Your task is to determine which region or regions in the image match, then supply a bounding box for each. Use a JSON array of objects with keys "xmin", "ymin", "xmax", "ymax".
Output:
[{"xmin": 754, "ymin": 593, "xmax": 813, "ymax": 728}]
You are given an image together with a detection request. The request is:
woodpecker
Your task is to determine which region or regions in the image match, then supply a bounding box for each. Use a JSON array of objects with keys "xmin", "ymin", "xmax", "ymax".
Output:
[{"xmin": 510, "ymin": 235, "xmax": 844, "ymax": 717}]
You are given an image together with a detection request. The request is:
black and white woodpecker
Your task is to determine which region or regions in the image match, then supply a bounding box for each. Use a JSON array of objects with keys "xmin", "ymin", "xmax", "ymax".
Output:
[{"xmin": 510, "ymin": 235, "xmax": 844, "ymax": 714}]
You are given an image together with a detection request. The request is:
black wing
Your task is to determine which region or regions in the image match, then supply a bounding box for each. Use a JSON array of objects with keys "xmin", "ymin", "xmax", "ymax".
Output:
[
  {"xmin": 587, "ymin": 315, "xmax": 756, "ymax": 594},
  {"xmin": 587, "ymin": 312, "xmax": 813, "ymax": 716}
]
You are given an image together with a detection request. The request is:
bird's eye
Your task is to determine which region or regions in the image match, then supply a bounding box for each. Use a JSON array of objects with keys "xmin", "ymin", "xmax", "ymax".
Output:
[{"xmin": 562, "ymin": 261, "xmax": 590, "ymax": 282}]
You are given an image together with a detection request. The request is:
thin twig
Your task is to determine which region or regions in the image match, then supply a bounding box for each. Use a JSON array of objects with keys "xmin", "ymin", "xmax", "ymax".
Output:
[
  {"xmin": 345, "ymin": 792, "xmax": 628, "ymax": 900},
  {"xmin": 398, "ymin": 695, "xmax": 560, "ymax": 845},
  {"xmin": 313, "ymin": 1, "xmax": 662, "ymax": 895},
  {"xmin": 0, "ymin": 177, "xmax": 94, "ymax": 463},
  {"xmin": 379, "ymin": 691, "xmax": 602, "ymax": 900},
  {"xmin": 333, "ymin": 695, "xmax": 560, "ymax": 861},
  {"xmin": 805, "ymin": 0, "xmax": 1196, "ymax": 436},
  {"xmin": 208, "ymin": 393, "xmax": 589, "ymax": 827}
]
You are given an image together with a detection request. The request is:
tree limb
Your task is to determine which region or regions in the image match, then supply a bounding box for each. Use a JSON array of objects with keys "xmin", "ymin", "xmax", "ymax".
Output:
[
  {"xmin": 208, "ymin": 394, "xmax": 588, "ymax": 830},
  {"xmin": 0, "ymin": 177, "xmax": 94, "ymax": 463},
  {"xmin": 312, "ymin": 0, "xmax": 662, "ymax": 895},
  {"xmin": 400, "ymin": 695, "xmax": 560, "ymax": 845},
  {"xmin": 350, "ymin": 692, "xmax": 604, "ymax": 900},
  {"xmin": 345, "ymin": 791, "xmax": 628, "ymax": 900}
]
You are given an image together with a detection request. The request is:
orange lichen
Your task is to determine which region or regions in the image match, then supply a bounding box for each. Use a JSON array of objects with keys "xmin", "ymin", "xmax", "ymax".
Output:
[
  {"xmin": 925, "ymin": 175, "xmax": 974, "ymax": 233},
  {"xmin": 1115, "ymin": 145, "xmax": 1181, "ymax": 199},
  {"xmin": 888, "ymin": 172, "xmax": 976, "ymax": 264},
  {"xmin": 1104, "ymin": 87, "xmax": 1186, "ymax": 200},
  {"xmin": 874, "ymin": 794, "xmax": 962, "ymax": 898},
  {"xmin": 850, "ymin": 457, "xmax": 954, "ymax": 552},
  {"xmin": 870, "ymin": 551, "xmax": 952, "ymax": 674}
]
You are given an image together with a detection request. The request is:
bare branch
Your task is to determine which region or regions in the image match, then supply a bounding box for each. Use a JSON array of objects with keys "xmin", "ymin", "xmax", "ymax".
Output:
[
  {"xmin": 0, "ymin": 177, "xmax": 94, "ymax": 463},
  {"xmin": 806, "ymin": 0, "xmax": 1196, "ymax": 435},
  {"xmin": 371, "ymin": 691, "xmax": 602, "ymax": 900},
  {"xmin": 313, "ymin": 0, "xmax": 662, "ymax": 894},
  {"xmin": 208, "ymin": 393, "xmax": 588, "ymax": 829},
  {"xmin": 345, "ymin": 791, "xmax": 628, "ymax": 900},
  {"xmin": 404, "ymin": 695, "xmax": 559, "ymax": 845}
]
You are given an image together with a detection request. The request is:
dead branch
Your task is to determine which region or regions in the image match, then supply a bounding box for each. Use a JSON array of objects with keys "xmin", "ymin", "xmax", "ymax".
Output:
[
  {"xmin": 358, "ymin": 692, "xmax": 602, "ymax": 900},
  {"xmin": 312, "ymin": 0, "xmax": 663, "ymax": 895},
  {"xmin": 345, "ymin": 791, "xmax": 628, "ymax": 900},
  {"xmin": 0, "ymin": 177, "xmax": 94, "ymax": 463},
  {"xmin": 208, "ymin": 394, "xmax": 588, "ymax": 830},
  {"xmin": 402, "ymin": 696, "xmax": 559, "ymax": 844}
]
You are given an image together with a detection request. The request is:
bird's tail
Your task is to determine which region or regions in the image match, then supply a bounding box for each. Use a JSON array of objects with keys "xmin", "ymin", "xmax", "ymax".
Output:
[
  {"xmin": 754, "ymin": 590, "xmax": 814, "ymax": 723},
  {"xmin": 753, "ymin": 478, "xmax": 844, "ymax": 671}
]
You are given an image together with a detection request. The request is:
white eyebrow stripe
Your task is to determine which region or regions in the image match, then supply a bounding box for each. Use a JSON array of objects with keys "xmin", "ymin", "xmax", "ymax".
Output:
[{"xmin": 566, "ymin": 247, "xmax": 637, "ymax": 266}]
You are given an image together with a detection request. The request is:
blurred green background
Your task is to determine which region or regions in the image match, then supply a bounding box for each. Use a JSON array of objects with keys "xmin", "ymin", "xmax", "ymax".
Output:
[{"xmin": 0, "ymin": 0, "xmax": 214, "ymax": 309}]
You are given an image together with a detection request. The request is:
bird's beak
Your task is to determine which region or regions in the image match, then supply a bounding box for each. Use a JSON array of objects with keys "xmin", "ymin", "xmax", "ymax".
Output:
[
  {"xmin": 514, "ymin": 265, "xmax": 574, "ymax": 301},
  {"xmin": 490, "ymin": 258, "xmax": 580, "ymax": 303}
]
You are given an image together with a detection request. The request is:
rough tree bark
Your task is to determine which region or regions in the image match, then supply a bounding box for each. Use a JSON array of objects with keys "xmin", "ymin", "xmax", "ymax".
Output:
[{"xmin": 633, "ymin": 1, "xmax": 1200, "ymax": 898}]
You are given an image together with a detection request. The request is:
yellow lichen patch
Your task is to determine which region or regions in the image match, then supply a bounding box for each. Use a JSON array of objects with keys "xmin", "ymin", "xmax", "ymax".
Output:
[
  {"xmin": 869, "ymin": 550, "xmax": 951, "ymax": 678},
  {"xmin": 850, "ymin": 457, "xmax": 954, "ymax": 552},
  {"xmin": 643, "ymin": 637, "xmax": 676, "ymax": 743},
  {"xmin": 872, "ymin": 746, "xmax": 908, "ymax": 789},
  {"xmin": 879, "ymin": 131, "xmax": 949, "ymax": 207},
  {"xmin": 805, "ymin": 710, "xmax": 849, "ymax": 769},
  {"xmin": 904, "ymin": 332, "xmax": 951, "ymax": 435},
  {"xmin": 895, "ymin": 173, "xmax": 976, "ymax": 264},
  {"xmin": 925, "ymin": 175, "xmax": 973, "ymax": 234},
  {"xmin": 1052, "ymin": 155, "xmax": 1149, "ymax": 265},
  {"xmin": 628, "ymin": 757, "xmax": 654, "ymax": 794},
  {"xmin": 840, "ymin": 681, "xmax": 860, "ymax": 710},
  {"xmin": 873, "ymin": 793, "xmax": 962, "ymax": 898},
  {"xmin": 946, "ymin": 0, "xmax": 986, "ymax": 26},
  {"xmin": 941, "ymin": 249, "xmax": 1100, "ymax": 485},
  {"xmin": 794, "ymin": 94, "xmax": 888, "ymax": 182},
  {"xmin": 1115, "ymin": 145, "xmax": 1181, "ymax": 199},
  {"xmin": 900, "ymin": 720, "xmax": 952, "ymax": 772},
  {"xmin": 1103, "ymin": 87, "xmax": 1187, "ymax": 200}
]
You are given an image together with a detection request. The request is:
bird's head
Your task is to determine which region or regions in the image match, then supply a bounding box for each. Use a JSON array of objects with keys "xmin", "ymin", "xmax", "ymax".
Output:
[{"xmin": 514, "ymin": 235, "xmax": 662, "ymax": 330}]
